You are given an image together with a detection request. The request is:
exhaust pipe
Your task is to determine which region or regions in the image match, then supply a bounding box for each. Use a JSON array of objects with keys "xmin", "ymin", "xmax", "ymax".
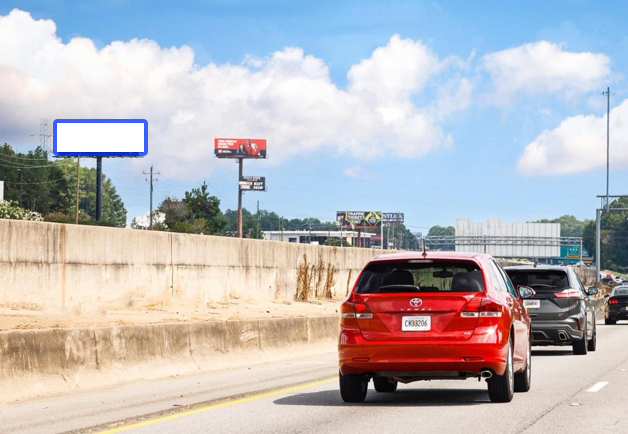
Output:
[
  {"xmin": 558, "ymin": 331, "xmax": 568, "ymax": 341},
  {"xmin": 480, "ymin": 370, "xmax": 493, "ymax": 379}
]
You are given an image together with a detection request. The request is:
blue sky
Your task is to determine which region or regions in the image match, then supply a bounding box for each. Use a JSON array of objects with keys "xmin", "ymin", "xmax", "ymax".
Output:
[{"xmin": 1, "ymin": 0, "xmax": 628, "ymax": 232}]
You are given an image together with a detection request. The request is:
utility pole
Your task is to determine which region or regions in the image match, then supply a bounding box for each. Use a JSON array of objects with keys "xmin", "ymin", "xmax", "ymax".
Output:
[
  {"xmin": 280, "ymin": 216, "xmax": 284, "ymax": 241},
  {"xmin": 75, "ymin": 157, "xmax": 80, "ymax": 224},
  {"xmin": 143, "ymin": 165, "xmax": 160, "ymax": 229},
  {"xmin": 256, "ymin": 200, "xmax": 260, "ymax": 239},
  {"xmin": 17, "ymin": 169, "xmax": 22, "ymax": 207}
]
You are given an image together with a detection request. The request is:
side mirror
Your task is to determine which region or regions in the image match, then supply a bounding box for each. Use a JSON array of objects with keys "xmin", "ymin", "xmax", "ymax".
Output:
[
  {"xmin": 518, "ymin": 285, "xmax": 536, "ymax": 299},
  {"xmin": 587, "ymin": 287, "xmax": 599, "ymax": 296},
  {"xmin": 604, "ymin": 294, "xmax": 610, "ymax": 298}
]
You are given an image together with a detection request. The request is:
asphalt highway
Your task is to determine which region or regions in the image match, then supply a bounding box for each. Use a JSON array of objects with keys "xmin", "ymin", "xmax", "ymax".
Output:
[{"xmin": 2, "ymin": 321, "xmax": 627, "ymax": 434}]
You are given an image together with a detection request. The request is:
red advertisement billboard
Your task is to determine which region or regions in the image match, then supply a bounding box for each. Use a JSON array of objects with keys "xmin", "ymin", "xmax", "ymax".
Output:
[{"xmin": 214, "ymin": 138, "xmax": 267, "ymax": 159}]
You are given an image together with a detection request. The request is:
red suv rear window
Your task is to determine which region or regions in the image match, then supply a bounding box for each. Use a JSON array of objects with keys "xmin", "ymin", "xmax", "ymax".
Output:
[{"xmin": 355, "ymin": 261, "xmax": 485, "ymax": 294}]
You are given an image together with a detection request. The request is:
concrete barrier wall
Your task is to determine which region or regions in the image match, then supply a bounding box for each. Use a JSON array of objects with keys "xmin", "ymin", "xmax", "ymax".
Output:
[
  {"xmin": 574, "ymin": 267, "xmax": 597, "ymax": 286},
  {"xmin": 0, "ymin": 220, "xmax": 385, "ymax": 312},
  {"xmin": 0, "ymin": 316, "xmax": 339, "ymax": 403}
]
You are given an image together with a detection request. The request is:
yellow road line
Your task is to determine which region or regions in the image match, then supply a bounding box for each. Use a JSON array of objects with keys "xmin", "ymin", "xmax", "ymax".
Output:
[{"xmin": 98, "ymin": 377, "xmax": 338, "ymax": 433}]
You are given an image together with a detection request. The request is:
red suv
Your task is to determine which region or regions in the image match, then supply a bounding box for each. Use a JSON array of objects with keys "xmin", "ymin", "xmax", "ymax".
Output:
[{"xmin": 339, "ymin": 252, "xmax": 534, "ymax": 403}]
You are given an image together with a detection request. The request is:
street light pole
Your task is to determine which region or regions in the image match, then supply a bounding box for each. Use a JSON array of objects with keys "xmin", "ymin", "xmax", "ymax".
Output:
[{"xmin": 604, "ymin": 87, "xmax": 611, "ymax": 211}]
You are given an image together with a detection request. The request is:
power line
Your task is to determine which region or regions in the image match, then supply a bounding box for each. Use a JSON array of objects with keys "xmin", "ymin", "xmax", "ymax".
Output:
[
  {"xmin": 0, "ymin": 156, "xmax": 71, "ymax": 169},
  {"xmin": 3, "ymin": 176, "xmax": 69, "ymax": 185}
]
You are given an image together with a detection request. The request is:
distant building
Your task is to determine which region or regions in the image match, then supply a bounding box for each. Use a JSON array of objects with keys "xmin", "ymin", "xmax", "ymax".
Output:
[{"xmin": 263, "ymin": 230, "xmax": 374, "ymax": 247}]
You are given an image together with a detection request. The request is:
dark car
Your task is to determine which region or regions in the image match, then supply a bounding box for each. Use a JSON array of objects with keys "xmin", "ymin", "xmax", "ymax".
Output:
[
  {"xmin": 504, "ymin": 266, "xmax": 598, "ymax": 355},
  {"xmin": 604, "ymin": 286, "xmax": 628, "ymax": 324}
]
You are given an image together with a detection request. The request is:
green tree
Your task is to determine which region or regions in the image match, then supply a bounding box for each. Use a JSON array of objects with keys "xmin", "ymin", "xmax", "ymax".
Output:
[
  {"xmin": 0, "ymin": 144, "xmax": 73, "ymax": 215},
  {"xmin": 182, "ymin": 182, "xmax": 227, "ymax": 234},
  {"xmin": 427, "ymin": 225, "xmax": 455, "ymax": 236},
  {"xmin": 426, "ymin": 225, "xmax": 455, "ymax": 250},
  {"xmin": 74, "ymin": 167, "xmax": 127, "ymax": 227},
  {"xmin": 223, "ymin": 208, "xmax": 261, "ymax": 238},
  {"xmin": 533, "ymin": 215, "xmax": 592, "ymax": 237}
]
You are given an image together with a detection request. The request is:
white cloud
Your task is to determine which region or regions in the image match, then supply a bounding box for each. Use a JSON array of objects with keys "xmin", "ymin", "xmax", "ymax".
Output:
[
  {"xmin": 518, "ymin": 99, "xmax": 628, "ymax": 175},
  {"xmin": 343, "ymin": 166, "xmax": 362, "ymax": 178},
  {"xmin": 482, "ymin": 41, "xmax": 610, "ymax": 105},
  {"xmin": 0, "ymin": 11, "xmax": 465, "ymax": 179},
  {"xmin": 433, "ymin": 76, "xmax": 473, "ymax": 119},
  {"xmin": 347, "ymin": 34, "xmax": 443, "ymax": 102}
]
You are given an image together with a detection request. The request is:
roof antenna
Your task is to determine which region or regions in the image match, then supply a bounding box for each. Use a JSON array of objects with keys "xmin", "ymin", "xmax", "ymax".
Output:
[{"xmin": 422, "ymin": 239, "xmax": 427, "ymax": 258}]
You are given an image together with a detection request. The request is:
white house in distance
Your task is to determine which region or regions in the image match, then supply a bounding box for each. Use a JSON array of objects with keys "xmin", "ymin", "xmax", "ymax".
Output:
[{"xmin": 263, "ymin": 230, "xmax": 374, "ymax": 247}]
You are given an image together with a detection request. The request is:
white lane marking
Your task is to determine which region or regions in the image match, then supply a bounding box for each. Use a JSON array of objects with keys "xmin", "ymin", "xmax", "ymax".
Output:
[{"xmin": 587, "ymin": 382, "xmax": 609, "ymax": 392}]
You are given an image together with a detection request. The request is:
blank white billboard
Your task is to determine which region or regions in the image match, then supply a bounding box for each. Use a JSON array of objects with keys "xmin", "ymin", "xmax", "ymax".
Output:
[
  {"xmin": 53, "ymin": 119, "xmax": 148, "ymax": 157},
  {"xmin": 455, "ymin": 218, "xmax": 560, "ymax": 258}
]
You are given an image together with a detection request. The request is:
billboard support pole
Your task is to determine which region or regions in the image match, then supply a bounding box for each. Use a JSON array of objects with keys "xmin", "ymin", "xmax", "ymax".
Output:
[
  {"xmin": 75, "ymin": 157, "xmax": 80, "ymax": 224},
  {"xmin": 237, "ymin": 158, "xmax": 243, "ymax": 238},
  {"xmin": 380, "ymin": 214, "xmax": 384, "ymax": 250},
  {"xmin": 96, "ymin": 157, "xmax": 102, "ymax": 222}
]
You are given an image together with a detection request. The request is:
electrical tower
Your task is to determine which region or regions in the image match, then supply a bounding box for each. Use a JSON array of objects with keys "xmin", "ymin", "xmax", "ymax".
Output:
[
  {"xmin": 30, "ymin": 119, "xmax": 52, "ymax": 154},
  {"xmin": 143, "ymin": 165, "xmax": 160, "ymax": 229},
  {"xmin": 40, "ymin": 119, "xmax": 52, "ymax": 152}
]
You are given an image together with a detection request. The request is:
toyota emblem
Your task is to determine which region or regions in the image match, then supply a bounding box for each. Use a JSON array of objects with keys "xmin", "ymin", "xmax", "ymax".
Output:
[{"xmin": 410, "ymin": 298, "xmax": 422, "ymax": 307}]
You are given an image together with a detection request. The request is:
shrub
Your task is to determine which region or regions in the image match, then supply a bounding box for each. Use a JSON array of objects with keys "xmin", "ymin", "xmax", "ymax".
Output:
[{"xmin": 0, "ymin": 200, "xmax": 43, "ymax": 221}]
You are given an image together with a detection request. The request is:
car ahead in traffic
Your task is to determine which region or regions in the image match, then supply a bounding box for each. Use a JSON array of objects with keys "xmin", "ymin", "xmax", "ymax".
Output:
[
  {"xmin": 604, "ymin": 286, "xmax": 628, "ymax": 324},
  {"xmin": 504, "ymin": 265, "xmax": 598, "ymax": 355},
  {"xmin": 339, "ymin": 252, "xmax": 534, "ymax": 403}
]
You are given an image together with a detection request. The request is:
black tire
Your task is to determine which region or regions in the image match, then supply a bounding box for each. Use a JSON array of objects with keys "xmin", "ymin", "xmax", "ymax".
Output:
[
  {"xmin": 587, "ymin": 327, "xmax": 597, "ymax": 352},
  {"xmin": 573, "ymin": 327, "xmax": 588, "ymax": 355},
  {"xmin": 373, "ymin": 376, "xmax": 398, "ymax": 393},
  {"xmin": 514, "ymin": 339, "xmax": 531, "ymax": 393},
  {"xmin": 339, "ymin": 372, "xmax": 368, "ymax": 403},
  {"xmin": 488, "ymin": 337, "xmax": 514, "ymax": 403},
  {"xmin": 605, "ymin": 317, "xmax": 616, "ymax": 325}
]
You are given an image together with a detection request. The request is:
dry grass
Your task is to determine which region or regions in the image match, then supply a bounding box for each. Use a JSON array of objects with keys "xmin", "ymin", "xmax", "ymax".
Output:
[{"xmin": 295, "ymin": 254, "xmax": 338, "ymax": 301}]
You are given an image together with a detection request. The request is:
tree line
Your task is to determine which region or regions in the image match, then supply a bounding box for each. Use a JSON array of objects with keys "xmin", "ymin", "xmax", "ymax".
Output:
[{"xmin": 0, "ymin": 144, "xmax": 126, "ymax": 226}]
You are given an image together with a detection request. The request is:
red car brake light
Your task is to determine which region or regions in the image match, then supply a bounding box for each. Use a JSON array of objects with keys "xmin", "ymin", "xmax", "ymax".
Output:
[
  {"xmin": 554, "ymin": 289, "xmax": 582, "ymax": 299},
  {"xmin": 609, "ymin": 298, "xmax": 619, "ymax": 305},
  {"xmin": 461, "ymin": 297, "xmax": 503, "ymax": 318},
  {"xmin": 340, "ymin": 296, "xmax": 373, "ymax": 328}
]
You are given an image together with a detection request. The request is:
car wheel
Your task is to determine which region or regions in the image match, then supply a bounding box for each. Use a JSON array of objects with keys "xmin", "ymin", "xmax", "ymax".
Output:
[
  {"xmin": 605, "ymin": 317, "xmax": 616, "ymax": 325},
  {"xmin": 373, "ymin": 376, "xmax": 398, "ymax": 393},
  {"xmin": 514, "ymin": 339, "xmax": 531, "ymax": 393},
  {"xmin": 572, "ymin": 326, "xmax": 588, "ymax": 355},
  {"xmin": 488, "ymin": 336, "xmax": 514, "ymax": 402},
  {"xmin": 587, "ymin": 327, "xmax": 597, "ymax": 352},
  {"xmin": 339, "ymin": 372, "xmax": 368, "ymax": 403}
]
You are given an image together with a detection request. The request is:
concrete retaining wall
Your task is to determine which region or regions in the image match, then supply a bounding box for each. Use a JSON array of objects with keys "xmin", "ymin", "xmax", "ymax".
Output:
[
  {"xmin": 0, "ymin": 316, "xmax": 339, "ymax": 403},
  {"xmin": 0, "ymin": 220, "xmax": 384, "ymax": 313}
]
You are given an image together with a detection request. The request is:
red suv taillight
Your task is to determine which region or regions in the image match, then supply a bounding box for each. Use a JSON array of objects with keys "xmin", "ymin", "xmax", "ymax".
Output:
[
  {"xmin": 340, "ymin": 296, "xmax": 373, "ymax": 328},
  {"xmin": 461, "ymin": 297, "xmax": 503, "ymax": 318},
  {"xmin": 609, "ymin": 298, "xmax": 619, "ymax": 305},
  {"xmin": 554, "ymin": 289, "xmax": 582, "ymax": 299}
]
